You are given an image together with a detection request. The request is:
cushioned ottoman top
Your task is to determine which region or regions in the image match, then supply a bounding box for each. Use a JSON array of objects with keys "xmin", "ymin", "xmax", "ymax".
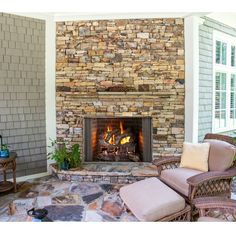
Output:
[{"xmin": 120, "ymin": 177, "xmax": 185, "ymax": 221}]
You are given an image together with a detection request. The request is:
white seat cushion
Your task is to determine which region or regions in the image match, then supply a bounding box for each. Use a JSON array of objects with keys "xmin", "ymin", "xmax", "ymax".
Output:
[
  {"xmin": 160, "ymin": 168, "xmax": 203, "ymax": 196},
  {"xmin": 119, "ymin": 177, "xmax": 185, "ymax": 221}
]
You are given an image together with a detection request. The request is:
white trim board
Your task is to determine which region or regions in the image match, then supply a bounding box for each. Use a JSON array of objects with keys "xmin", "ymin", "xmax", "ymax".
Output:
[
  {"xmin": 184, "ymin": 16, "xmax": 201, "ymax": 143},
  {"xmin": 53, "ymin": 12, "xmax": 192, "ymax": 21},
  {"xmin": 45, "ymin": 15, "xmax": 57, "ymax": 173},
  {"xmin": 8, "ymin": 172, "xmax": 49, "ymax": 183}
]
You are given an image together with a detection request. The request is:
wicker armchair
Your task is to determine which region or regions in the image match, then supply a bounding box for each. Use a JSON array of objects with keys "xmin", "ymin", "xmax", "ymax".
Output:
[
  {"xmin": 153, "ymin": 133, "xmax": 236, "ymax": 216},
  {"xmin": 194, "ymin": 197, "xmax": 236, "ymax": 221}
]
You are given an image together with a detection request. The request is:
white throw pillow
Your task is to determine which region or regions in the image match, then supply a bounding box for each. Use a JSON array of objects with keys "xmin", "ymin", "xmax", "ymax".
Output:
[{"xmin": 180, "ymin": 142, "xmax": 210, "ymax": 172}]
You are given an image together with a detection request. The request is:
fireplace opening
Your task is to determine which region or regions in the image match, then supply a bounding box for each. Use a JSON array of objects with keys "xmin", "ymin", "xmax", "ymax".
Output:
[{"xmin": 84, "ymin": 117, "xmax": 152, "ymax": 162}]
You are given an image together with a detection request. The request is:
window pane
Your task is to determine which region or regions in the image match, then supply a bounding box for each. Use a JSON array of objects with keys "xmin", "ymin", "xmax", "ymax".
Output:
[
  {"xmin": 221, "ymin": 73, "xmax": 226, "ymax": 90},
  {"xmin": 231, "ymin": 74, "xmax": 236, "ymax": 91},
  {"xmin": 232, "ymin": 46, "xmax": 236, "ymax": 67},
  {"xmin": 221, "ymin": 92, "xmax": 226, "ymax": 109},
  {"xmin": 216, "ymin": 41, "xmax": 221, "ymax": 64},
  {"xmin": 220, "ymin": 110, "xmax": 226, "ymax": 127},
  {"xmin": 222, "ymin": 43, "xmax": 227, "ymax": 65},
  {"xmin": 230, "ymin": 110, "xmax": 234, "ymax": 119},
  {"xmin": 215, "ymin": 91, "xmax": 220, "ymax": 109},
  {"xmin": 215, "ymin": 72, "xmax": 227, "ymax": 129},
  {"xmin": 230, "ymin": 74, "xmax": 236, "ymax": 127},
  {"xmin": 231, "ymin": 93, "xmax": 235, "ymax": 109},
  {"xmin": 215, "ymin": 73, "xmax": 220, "ymax": 90},
  {"xmin": 215, "ymin": 110, "xmax": 220, "ymax": 129}
]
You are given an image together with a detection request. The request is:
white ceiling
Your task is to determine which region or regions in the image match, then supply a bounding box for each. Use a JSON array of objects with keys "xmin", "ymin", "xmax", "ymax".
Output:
[
  {"xmin": 10, "ymin": 12, "xmax": 236, "ymax": 29},
  {"xmin": 207, "ymin": 12, "xmax": 236, "ymax": 29}
]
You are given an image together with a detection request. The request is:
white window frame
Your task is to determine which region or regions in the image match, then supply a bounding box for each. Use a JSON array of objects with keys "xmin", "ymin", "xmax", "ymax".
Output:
[{"xmin": 213, "ymin": 31, "xmax": 236, "ymax": 133}]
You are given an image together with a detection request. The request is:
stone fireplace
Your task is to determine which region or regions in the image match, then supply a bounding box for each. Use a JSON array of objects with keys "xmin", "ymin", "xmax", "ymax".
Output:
[
  {"xmin": 84, "ymin": 117, "xmax": 152, "ymax": 162},
  {"xmin": 56, "ymin": 18, "xmax": 185, "ymax": 162}
]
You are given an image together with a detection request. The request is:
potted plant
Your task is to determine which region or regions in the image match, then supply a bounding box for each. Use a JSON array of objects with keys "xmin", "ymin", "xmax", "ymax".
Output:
[
  {"xmin": 67, "ymin": 143, "xmax": 82, "ymax": 169},
  {"xmin": 0, "ymin": 135, "xmax": 10, "ymax": 158},
  {"xmin": 47, "ymin": 139, "xmax": 82, "ymax": 170}
]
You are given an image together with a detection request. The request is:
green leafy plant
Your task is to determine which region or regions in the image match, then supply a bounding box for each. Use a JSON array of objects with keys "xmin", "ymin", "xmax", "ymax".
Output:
[
  {"xmin": 1, "ymin": 144, "xmax": 9, "ymax": 150},
  {"xmin": 68, "ymin": 143, "xmax": 82, "ymax": 168},
  {"xmin": 47, "ymin": 139, "xmax": 82, "ymax": 170}
]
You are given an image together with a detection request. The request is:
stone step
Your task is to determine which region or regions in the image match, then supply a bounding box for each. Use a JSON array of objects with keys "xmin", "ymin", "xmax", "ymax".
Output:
[{"xmin": 50, "ymin": 162, "xmax": 159, "ymax": 184}]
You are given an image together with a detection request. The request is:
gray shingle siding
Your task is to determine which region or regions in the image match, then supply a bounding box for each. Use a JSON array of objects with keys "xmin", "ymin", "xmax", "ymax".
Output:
[
  {"xmin": 0, "ymin": 13, "xmax": 46, "ymax": 178},
  {"xmin": 198, "ymin": 17, "xmax": 236, "ymax": 142}
]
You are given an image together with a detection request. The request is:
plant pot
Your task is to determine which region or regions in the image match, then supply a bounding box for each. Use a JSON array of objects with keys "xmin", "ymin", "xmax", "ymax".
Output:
[
  {"xmin": 0, "ymin": 150, "xmax": 9, "ymax": 158},
  {"xmin": 60, "ymin": 161, "xmax": 70, "ymax": 170}
]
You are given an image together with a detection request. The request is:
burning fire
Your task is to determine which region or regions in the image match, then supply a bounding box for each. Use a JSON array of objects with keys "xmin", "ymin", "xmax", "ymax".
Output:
[
  {"xmin": 104, "ymin": 121, "xmax": 130, "ymax": 145},
  {"xmin": 119, "ymin": 122, "xmax": 130, "ymax": 145}
]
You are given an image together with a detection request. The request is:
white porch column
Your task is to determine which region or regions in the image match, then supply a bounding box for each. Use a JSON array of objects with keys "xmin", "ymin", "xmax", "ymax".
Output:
[
  {"xmin": 184, "ymin": 16, "xmax": 201, "ymax": 143},
  {"xmin": 45, "ymin": 15, "xmax": 56, "ymax": 172}
]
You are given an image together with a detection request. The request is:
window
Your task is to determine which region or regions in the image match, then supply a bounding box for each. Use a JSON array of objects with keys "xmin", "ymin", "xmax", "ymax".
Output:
[
  {"xmin": 213, "ymin": 31, "xmax": 236, "ymax": 132},
  {"xmin": 215, "ymin": 72, "xmax": 227, "ymax": 130},
  {"xmin": 215, "ymin": 40, "xmax": 227, "ymax": 65},
  {"xmin": 232, "ymin": 46, "xmax": 236, "ymax": 67},
  {"xmin": 230, "ymin": 74, "xmax": 236, "ymax": 127}
]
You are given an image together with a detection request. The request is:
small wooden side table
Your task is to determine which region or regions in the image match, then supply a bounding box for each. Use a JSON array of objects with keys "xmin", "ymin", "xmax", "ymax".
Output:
[{"xmin": 0, "ymin": 152, "xmax": 17, "ymax": 193}]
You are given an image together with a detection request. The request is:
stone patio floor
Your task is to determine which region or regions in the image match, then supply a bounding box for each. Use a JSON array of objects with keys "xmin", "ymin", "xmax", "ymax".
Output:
[
  {"xmin": 0, "ymin": 176, "xmax": 235, "ymax": 222},
  {"xmin": 0, "ymin": 175, "xmax": 138, "ymax": 222}
]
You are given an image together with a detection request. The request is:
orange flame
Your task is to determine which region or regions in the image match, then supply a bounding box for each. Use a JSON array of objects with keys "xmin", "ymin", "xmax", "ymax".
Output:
[
  {"xmin": 120, "ymin": 121, "xmax": 130, "ymax": 144},
  {"xmin": 120, "ymin": 121, "xmax": 124, "ymax": 134},
  {"xmin": 104, "ymin": 121, "xmax": 131, "ymax": 145}
]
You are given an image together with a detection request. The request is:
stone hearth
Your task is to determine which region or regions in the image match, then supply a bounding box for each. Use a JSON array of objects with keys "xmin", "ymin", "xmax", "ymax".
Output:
[{"xmin": 50, "ymin": 162, "xmax": 158, "ymax": 184}]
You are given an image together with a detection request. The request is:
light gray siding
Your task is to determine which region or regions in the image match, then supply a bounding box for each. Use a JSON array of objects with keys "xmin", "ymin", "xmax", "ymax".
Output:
[
  {"xmin": 0, "ymin": 13, "xmax": 46, "ymax": 177},
  {"xmin": 198, "ymin": 17, "xmax": 236, "ymax": 141}
]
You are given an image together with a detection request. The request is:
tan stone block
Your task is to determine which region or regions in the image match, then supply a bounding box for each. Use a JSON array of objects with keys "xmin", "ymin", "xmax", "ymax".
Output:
[
  {"xmin": 84, "ymin": 107, "xmax": 96, "ymax": 112},
  {"xmin": 178, "ymin": 49, "xmax": 184, "ymax": 55},
  {"xmin": 175, "ymin": 19, "xmax": 183, "ymax": 25},
  {"xmin": 121, "ymin": 112, "xmax": 134, "ymax": 117},
  {"xmin": 57, "ymin": 40, "xmax": 66, "ymax": 45},
  {"xmin": 178, "ymin": 71, "xmax": 185, "ymax": 79},
  {"xmin": 66, "ymin": 26, "xmax": 74, "ymax": 31},
  {"xmin": 129, "ymin": 107, "xmax": 138, "ymax": 112},
  {"xmin": 176, "ymin": 59, "xmax": 184, "ymax": 65},
  {"xmin": 171, "ymin": 127, "xmax": 184, "ymax": 134},
  {"xmin": 92, "ymin": 22, "xmax": 99, "ymax": 26},
  {"xmin": 107, "ymin": 26, "xmax": 117, "ymax": 31},
  {"xmin": 116, "ymin": 20, "xmax": 127, "ymax": 27},
  {"xmin": 100, "ymin": 81, "xmax": 113, "ymax": 88},
  {"xmin": 137, "ymin": 32, "xmax": 149, "ymax": 38}
]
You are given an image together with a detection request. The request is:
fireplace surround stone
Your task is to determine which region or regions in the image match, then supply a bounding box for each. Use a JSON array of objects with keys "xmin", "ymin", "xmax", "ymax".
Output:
[{"xmin": 56, "ymin": 18, "xmax": 185, "ymax": 162}]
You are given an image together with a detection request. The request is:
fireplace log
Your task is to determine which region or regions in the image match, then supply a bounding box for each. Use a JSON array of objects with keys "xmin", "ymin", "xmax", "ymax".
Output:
[
  {"xmin": 105, "ymin": 129, "xmax": 119, "ymax": 143},
  {"xmin": 98, "ymin": 139, "xmax": 111, "ymax": 148},
  {"xmin": 99, "ymin": 142, "xmax": 117, "ymax": 153},
  {"xmin": 97, "ymin": 153, "xmax": 114, "ymax": 161},
  {"xmin": 128, "ymin": 153, "xmax": 140, "ymax": 162}
]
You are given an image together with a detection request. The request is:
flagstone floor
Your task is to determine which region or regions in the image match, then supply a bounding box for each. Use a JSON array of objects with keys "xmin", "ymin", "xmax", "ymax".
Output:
[
  {"xmin": 0, "ymin": 175, "xmax": 138, "ymax": 222},
  {"xmin": 0, "ymin": 176, "xmax": 235, "ymax": 222}
]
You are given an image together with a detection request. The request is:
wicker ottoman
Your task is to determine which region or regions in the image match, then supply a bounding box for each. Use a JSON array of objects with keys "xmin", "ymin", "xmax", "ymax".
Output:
[{"xmin": 120, "ymin": 177, "xmax": 191, "ymax": 222}]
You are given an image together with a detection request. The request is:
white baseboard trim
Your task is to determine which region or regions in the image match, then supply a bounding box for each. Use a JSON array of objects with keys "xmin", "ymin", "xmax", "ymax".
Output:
[{"xmin": 8, "ymin": 172, "xmax": 50, "ymax": 183}]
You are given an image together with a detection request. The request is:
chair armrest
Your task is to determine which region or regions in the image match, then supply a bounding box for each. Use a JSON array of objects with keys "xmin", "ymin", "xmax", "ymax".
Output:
[
  {"xmin": 193, "ymin": 197, "xmax": 236, "ymax": 210},
  {"xmin": 153, "ymin": 156, "xmax": 181, "ymax": 174},
  {"xmin": 153, "ymin": 156, "xmax": 181, "ymax": 166},
  {"xmin": 187, "ymin": 166, "xmax": 236, "ymax": 187}
]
